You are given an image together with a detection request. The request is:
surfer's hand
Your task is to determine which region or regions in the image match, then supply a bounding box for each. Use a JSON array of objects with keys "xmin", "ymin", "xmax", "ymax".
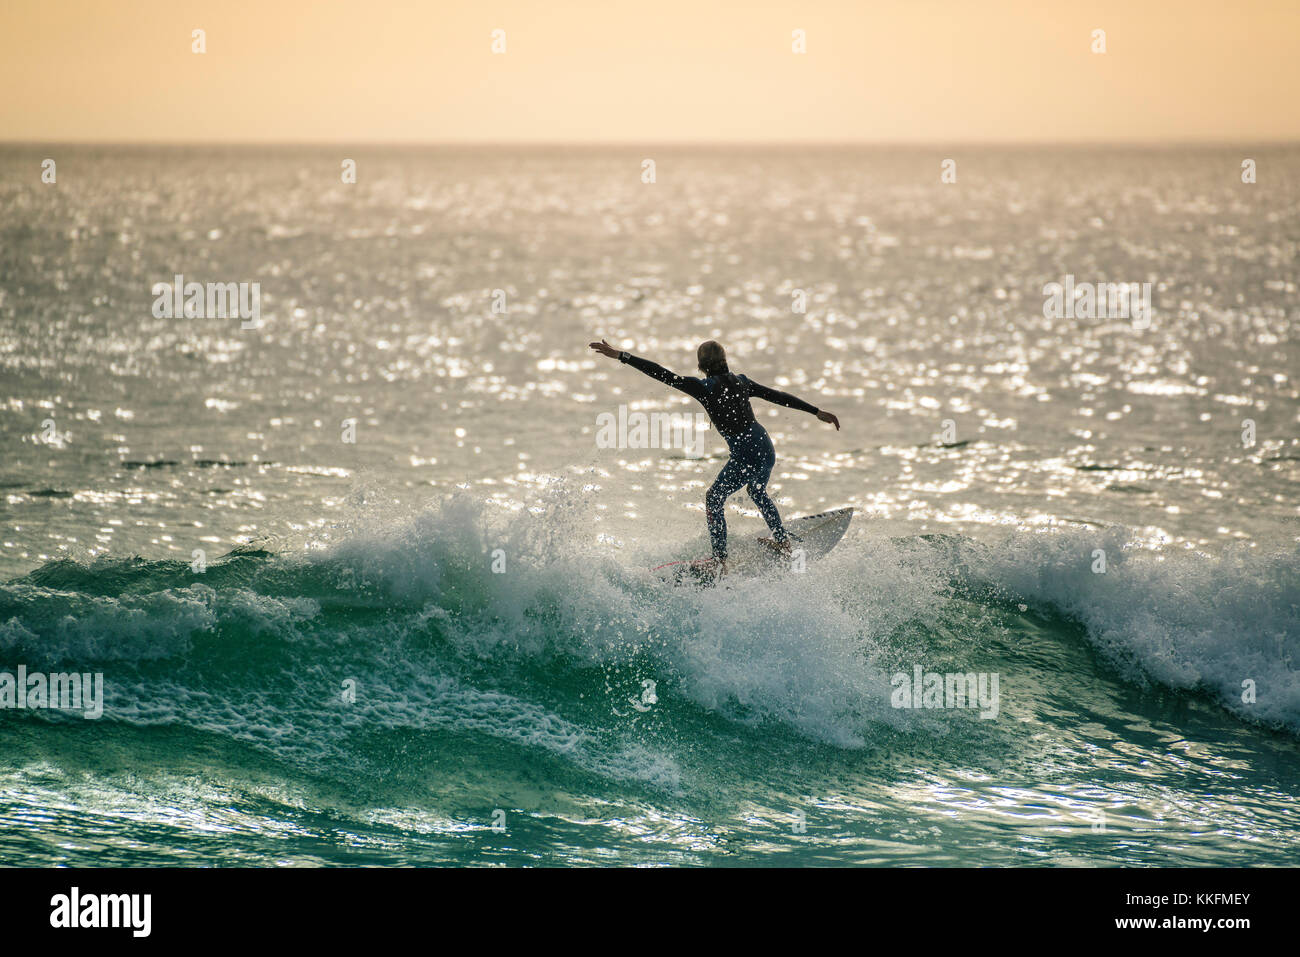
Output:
[
  {"xmin": 589, "ymin": 338, "xmax": 620, "ymax": 359},
  {"xmin": 817, "ymin": 410, "xmax": 840, "ymax": 430}
]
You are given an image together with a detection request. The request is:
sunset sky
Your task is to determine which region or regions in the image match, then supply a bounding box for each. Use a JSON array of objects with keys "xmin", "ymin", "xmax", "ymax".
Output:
[{"xmin": 2, "ymin": 0, "xmax": 1297, "ymax": 143}]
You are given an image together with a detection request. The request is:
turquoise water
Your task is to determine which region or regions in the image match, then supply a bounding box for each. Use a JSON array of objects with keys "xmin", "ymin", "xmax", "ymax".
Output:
[
  {"xmin": 0, "ymin": 145, "xmax": 1297, "ymax": 865},
  {"xmin": 1, "ymin": 501, "xmax": 1297, "ymax": 866}
]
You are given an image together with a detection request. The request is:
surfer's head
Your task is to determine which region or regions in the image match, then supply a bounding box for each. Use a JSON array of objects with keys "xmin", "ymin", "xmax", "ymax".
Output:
[{"xmin": 697, "ymin": 340, "xmax": 729, "ymax": 376}]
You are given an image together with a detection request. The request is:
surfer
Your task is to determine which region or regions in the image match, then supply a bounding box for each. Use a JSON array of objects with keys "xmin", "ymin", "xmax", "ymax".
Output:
[{"xmin": 589, "ymin": 339, "xmax": 840, "ymax": 575}]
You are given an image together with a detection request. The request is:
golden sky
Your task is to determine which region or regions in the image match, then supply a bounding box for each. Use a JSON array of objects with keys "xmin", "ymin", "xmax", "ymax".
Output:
[{"xmin": 2, "ymin": 0, "xmax": 1297, "ymax": 143}]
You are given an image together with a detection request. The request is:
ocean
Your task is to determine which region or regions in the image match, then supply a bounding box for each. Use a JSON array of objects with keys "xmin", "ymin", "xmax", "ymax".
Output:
[{"xmin": 0, "ymin": 143, "xmax": 1297, "ymax": 866}]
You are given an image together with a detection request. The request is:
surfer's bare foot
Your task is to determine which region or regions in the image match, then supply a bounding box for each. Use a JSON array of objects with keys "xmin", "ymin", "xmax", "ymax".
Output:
[{"xmin": 759, "ymin": 537, "xmax": 792, "ymax": 556}]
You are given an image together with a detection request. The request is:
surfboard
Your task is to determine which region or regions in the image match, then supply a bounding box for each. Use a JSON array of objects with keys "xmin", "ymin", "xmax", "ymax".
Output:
[{"xmin": 651, "ymin": 506, "xmax": 854, "ymax": 585}]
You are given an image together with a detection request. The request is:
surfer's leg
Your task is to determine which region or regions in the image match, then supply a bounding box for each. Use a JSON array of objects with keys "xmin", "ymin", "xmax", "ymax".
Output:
[
  {"xmin": 746, "ymin": 427, "xmax": 788, "ymax": 543},
  {"xmin": 706, "ymin": 458, "xmax": 747, "ymax": 560},
  {"xmin": 747, "ymin": 482, "xmax": 787, "ymax": 543}
]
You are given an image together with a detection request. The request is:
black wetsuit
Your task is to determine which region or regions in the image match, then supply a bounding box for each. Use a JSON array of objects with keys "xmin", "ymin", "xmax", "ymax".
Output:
[{"xmin": 618, "ymin": 352, "xmax": 821, "ymax": 559}]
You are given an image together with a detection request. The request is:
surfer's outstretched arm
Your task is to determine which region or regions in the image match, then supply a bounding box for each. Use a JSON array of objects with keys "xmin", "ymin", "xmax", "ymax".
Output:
[
  {"xmin": 746, "ymin": 378, "xmax": 841, "ymax": 430},
  {"xmin": 588, "ymin": 339, "xmax": 707, "ymax": 399}
]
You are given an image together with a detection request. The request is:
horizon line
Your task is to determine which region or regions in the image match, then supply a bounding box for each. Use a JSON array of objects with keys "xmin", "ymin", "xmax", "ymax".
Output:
[{"xmin": 2, "ymin": 137, "xmax": 1298, "ymax": 149}]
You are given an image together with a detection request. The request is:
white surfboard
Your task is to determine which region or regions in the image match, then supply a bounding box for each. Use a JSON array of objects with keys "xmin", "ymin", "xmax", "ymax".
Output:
[{"xmin": 651, "ymin": 507, "xmax": 854, "ymax": 585}]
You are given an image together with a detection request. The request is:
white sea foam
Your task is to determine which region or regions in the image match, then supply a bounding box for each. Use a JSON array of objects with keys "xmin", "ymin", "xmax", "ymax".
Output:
[{"xmin": 955, "ymin": 529, "xmax": 1300, "ymax": 732}]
